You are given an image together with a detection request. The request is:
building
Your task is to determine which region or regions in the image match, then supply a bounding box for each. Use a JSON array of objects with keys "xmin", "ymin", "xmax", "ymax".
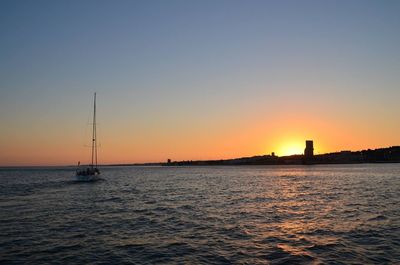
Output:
[{"xmin": 304, "ymin": 140, "xmax": 314, "ymax": 160}]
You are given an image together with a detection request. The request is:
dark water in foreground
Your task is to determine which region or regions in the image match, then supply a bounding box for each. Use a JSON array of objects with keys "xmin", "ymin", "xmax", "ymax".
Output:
[{"xmin": 0, "ymin": 164, "xmax": 399, "ymax": 264}]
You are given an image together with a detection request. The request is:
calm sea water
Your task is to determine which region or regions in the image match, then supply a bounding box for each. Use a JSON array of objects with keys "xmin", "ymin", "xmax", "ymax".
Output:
[{"xmin": 0, "ymin": 164, "xmax": 399, "ymax": 264}]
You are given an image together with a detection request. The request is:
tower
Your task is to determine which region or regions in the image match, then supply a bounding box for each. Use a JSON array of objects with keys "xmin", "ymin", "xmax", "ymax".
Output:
[{"xmin": 304, "ymin": 140, "xmax": 314, "ymax": 159}]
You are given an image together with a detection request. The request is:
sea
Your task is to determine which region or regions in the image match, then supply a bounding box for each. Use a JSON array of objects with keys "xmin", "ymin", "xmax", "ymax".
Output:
[{"xmin": 0, "ymin": 164, "xmax": 399, "ymax": 264}]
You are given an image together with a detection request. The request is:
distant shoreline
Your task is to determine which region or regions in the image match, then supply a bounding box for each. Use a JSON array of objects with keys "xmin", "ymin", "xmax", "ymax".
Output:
[
  {"xmin": 128, "ymin": 146, "xmax": 400, "ymax": 167},
  {"xmin": 1, "ymin": 161, "xmax": 400, "ymax": 169},
  {"xmin": 161, "ymin": 146, "xmax": 400, "ymax": 167},
  {"xmin": 2, "ymin": 146, "xmax": 399, "ymax": 168}
]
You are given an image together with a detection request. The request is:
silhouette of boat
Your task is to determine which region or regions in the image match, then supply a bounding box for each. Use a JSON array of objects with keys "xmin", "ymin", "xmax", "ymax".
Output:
[{"xmin": 75, "ymin": 93, "xmax": 101, "ymax": 182}]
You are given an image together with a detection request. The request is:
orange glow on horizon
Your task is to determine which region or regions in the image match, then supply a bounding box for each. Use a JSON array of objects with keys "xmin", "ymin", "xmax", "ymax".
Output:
[
  {"xmin": 0, "ymin": 108, "xmax": 398, "ymax": 166},
  {"xmin": 277, "ymin": 141, "xmax": 304, "ymax": 156}
]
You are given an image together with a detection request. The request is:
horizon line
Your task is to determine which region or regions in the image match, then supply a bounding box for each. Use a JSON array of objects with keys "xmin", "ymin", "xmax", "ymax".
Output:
[{"xmin": 2, "ymin": 144, "xmax": 399, "ymax": 168}]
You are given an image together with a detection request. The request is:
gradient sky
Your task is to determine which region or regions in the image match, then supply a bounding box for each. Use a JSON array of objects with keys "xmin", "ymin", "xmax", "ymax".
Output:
[{"xmin": 1, "ymin": 0, "xmax": 400, "ymax": 166}]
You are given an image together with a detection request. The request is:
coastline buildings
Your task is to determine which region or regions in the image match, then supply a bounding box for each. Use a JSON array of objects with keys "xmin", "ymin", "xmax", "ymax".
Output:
[{"xmin": 164, "ymin": 141, "xmax": 400, "ymax": 166}]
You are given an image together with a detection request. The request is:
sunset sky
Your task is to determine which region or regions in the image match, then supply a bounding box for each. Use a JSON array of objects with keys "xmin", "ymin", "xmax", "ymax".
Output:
[{"xmin": 1, "ymin": 0, "xmax": 400, "ymax": 166}]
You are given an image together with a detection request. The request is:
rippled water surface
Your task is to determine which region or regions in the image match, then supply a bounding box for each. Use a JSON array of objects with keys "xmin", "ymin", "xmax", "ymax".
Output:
[{"xmin": 1, "ymin": 164, "xmax": 400, "ymax": 264}]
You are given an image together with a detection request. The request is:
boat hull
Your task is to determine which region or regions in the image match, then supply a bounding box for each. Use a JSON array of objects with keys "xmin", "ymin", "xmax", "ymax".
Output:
[{"xmin": 75, "ymin": 173, "xmax": 101, "ymax": 182}]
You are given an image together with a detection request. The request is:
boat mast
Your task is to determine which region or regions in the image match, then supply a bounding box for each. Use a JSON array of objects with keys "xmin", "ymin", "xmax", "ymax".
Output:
[
  {"xmin": 95, "ymin": 93, "xmax": 98, "ymax": 168},
  {"xmin": 91, "ymin": 92, "xmax": 97, "ymax": 169}
]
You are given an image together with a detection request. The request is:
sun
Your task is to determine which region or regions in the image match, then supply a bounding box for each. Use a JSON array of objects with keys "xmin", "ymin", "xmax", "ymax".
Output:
[{"xmin": 278, "ymin": 142, "xmax": 304, "ymax": 156}]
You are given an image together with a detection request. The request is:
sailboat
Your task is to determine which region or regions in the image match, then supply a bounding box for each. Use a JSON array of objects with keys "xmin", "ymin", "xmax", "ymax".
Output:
[{"xmin": 75, "ymin": 93, "xmax": 101, "ymax": 182}]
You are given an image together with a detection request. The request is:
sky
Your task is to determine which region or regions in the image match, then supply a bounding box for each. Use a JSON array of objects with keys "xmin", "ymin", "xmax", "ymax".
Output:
[{"xmin": 1, "ymin": 0, "xmax": 400, "ymax": 166}]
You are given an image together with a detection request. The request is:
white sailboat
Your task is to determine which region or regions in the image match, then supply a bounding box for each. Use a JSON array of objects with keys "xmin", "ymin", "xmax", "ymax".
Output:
[{"xmin": 75, "ymin": 93, "xmax": 101, "ymax": 182}]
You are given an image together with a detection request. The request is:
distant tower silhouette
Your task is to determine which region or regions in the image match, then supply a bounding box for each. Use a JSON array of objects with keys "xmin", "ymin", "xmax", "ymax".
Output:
[{"xmin": 304, "ymin": 140, "xmax": 314, "ymax": 159}]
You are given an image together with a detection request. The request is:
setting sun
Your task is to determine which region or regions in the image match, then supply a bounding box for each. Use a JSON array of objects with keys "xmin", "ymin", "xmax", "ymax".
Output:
[{"xmin": 278, "ymin": 142, "xmax": 304, "ymax": 156}]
